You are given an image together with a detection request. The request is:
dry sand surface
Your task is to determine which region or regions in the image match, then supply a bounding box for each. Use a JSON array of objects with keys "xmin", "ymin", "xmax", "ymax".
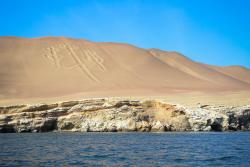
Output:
[{"xmin": 0, "ymin": 36, "xmax": 250, "ymax": 105}]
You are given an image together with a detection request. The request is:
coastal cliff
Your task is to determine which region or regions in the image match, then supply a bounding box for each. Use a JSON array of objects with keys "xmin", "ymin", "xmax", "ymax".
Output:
[{"xmin": 0, "ymin": 99, "xmax": 249, "ymax": 133}]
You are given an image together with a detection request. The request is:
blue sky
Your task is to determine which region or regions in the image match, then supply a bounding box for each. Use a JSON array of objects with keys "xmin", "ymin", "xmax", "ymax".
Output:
[{"xmin": 0, "ymin": 0, "xmax": 249, "ymax": 68}]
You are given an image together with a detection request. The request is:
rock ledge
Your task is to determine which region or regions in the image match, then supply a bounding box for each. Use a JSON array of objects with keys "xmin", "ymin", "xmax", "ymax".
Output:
[{"xmin": 0, "ymin": 99, "xmax": 249, "ymax": 132}]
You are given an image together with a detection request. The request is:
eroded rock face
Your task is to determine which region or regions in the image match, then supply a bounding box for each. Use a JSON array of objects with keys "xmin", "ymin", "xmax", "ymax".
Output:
[
  {"xmin": 0, "ymin": 99, "xmax": 249, "ymax": 133},
  {"xmin": 185, "ymin": 104, "xmax": 250, "ymax": 131}
]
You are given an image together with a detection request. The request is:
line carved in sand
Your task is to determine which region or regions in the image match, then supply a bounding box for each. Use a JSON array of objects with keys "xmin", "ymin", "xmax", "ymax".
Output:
[
  {"xmin": 81, "ymin": 49, "xmax": 106, "ymax": 72},
  {"xmin": 43, "ymin": 41, "xmax": 105, "ymax": 83},
  {"xmin": 43, "ymin": 47, "xmax": 62, "ymax": 68},
  {"xmin": 62, "ymin": 42, "xmax": 100, "ymax": 83}
]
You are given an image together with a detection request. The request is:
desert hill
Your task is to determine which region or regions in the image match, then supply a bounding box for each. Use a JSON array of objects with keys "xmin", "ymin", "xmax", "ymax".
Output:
[{"xmin": 0, "ymin": 36, "xmax": 250, "ymax": 104}]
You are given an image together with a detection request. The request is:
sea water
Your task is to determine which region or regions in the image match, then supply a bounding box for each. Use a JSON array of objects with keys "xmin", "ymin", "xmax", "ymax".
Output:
[{"xmin": 0, "ymin": 132, "xmax": 250, "ymax": 167}]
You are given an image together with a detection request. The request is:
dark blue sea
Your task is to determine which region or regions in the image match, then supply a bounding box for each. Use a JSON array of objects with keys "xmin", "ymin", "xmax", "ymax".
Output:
[{"xmin": 0, "ymin": 132, "xmax": 249, "ymax": 167}]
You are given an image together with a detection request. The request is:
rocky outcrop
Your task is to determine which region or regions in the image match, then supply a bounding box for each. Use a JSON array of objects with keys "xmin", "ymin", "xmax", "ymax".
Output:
[
  {"xmin": 0, "ymin": 99, "xmax": 249, "ymax": 133},
  {"xmin": 186, "ymin": 104, "xmax": 250, "ymax": 131}
]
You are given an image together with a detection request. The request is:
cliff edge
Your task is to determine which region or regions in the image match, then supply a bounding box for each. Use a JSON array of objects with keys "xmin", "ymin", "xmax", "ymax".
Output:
[{"xmin": 0, "ymin": 98, "xmax": 249, "ymax": 133}]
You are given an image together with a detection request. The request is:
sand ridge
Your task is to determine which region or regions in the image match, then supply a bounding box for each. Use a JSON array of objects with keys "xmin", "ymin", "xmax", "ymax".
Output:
[{"xmin": 0, "ymin": 36, "xmax": 250, "ymax": 104}]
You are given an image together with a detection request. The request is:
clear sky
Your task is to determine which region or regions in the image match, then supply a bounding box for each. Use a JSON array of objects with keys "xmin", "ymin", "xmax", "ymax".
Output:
[{"xmin": 0, "ymin": 0, "xmax": 249, "ymax": 68}]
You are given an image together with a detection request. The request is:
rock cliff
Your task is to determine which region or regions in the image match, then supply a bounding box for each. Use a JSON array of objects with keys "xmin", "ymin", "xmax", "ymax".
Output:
[{"xmin": 0, "ymin": 99, "xmax": 249, "ymax": 133}]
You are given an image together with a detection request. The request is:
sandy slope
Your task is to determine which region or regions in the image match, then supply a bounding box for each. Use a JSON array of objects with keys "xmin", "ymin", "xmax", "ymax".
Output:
[
  {"xmin": 0, "ymin": 36, "xmax": 249, "ymax": 105},
  {"xmin": 206, "ymin": 65, "xmax": 250, "ymax": 84}
]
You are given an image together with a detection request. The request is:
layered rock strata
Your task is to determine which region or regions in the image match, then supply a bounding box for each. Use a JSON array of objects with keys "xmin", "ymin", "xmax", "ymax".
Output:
[{"xmin": 0, "ymin": 99, "xmax": 249, "ymax": 133}]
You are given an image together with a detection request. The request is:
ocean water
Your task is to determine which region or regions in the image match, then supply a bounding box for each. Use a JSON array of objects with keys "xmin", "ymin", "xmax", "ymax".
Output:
[{"xmin": 0, "ymin": 132, "xmax": 249, "ymax": 167}]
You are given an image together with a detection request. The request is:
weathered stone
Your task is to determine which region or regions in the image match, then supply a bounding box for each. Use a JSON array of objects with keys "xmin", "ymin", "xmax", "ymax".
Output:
[
  {"xmin": 47, "ymin": 107, "xmax": 69, "ymax": 117},
  {"xmin": 0, "ymin": 99, "xmax": 249, "ymax": 133},
  {"xmin": 40, "ymin": 118, "xmax": 57, "ymax": 132},
  {"xmin": 20, "ymin": 103, "xmax": 58, "ymax": 112},
  {"xmin": 0, "ymin": 124, "xmax": 15, "ymax": 133},
  {"xmin": 59, "ymin": 101, "xmax": 79, "ymax": 107},
  {"xmin": 136, "ymin": 121, "xmax": 151, "ymax": 132},
  {"xmin": 211, "ymin": 118, "xmax": 224, "ymax": 131},
  {"xmin": 57, "ymin": 114, "xmax": 82, "ymax": 131}
]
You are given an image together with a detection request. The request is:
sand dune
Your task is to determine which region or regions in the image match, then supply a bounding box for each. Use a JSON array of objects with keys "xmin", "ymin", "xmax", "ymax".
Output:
[
  {"xmin": 207, "ymin": 65, "xmax": 250, "ymax": 84},
  {"xmin": 0, "ymin": 36, "xmax": 249, "ymax": 104}
]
